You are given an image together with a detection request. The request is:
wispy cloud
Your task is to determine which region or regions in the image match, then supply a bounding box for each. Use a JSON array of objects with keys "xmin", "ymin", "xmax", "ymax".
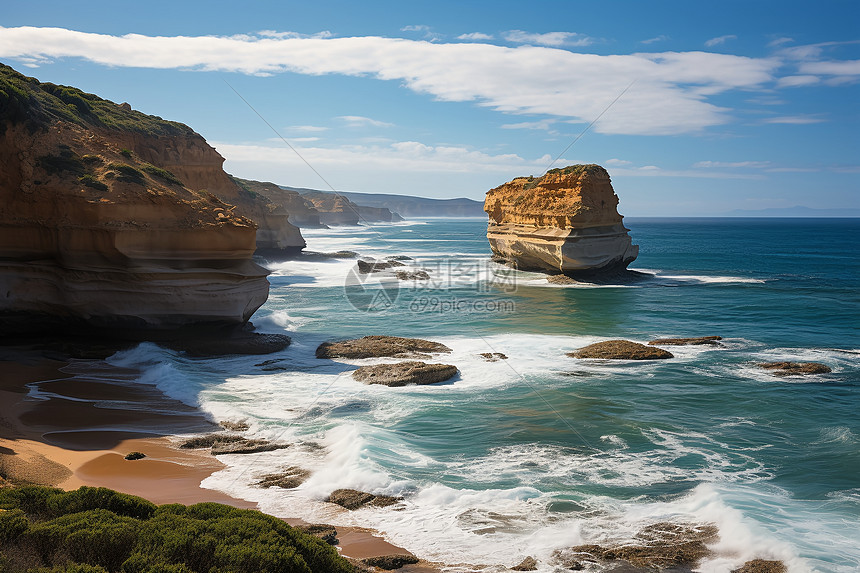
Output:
[
  {"xmin": 641, "ymin": 35, "xmax": 669, "ymax": 45},
  {"xmin": 762, "ymin": 115, "xmax": 827, "ymax": 124},
  {"xmin": 258, "ymin": 30, "xmax": 332, "ymax": 40},
  {"xmin": 457, "ymin": 32, "xmax": 493, "ymax": 41},
  {"xmin": 0, "ymin": 26, "xmax": 790, "ymax": 135},
  {"xmin": 288, "ymin": 125, "xmax": 329, "ymax": 133},
  {"xmin": 401, "ymin": 25, "xmax": 430, "ymax": 33},
  {"xmin": 693, "ymin": 160, "xmax": 771, "ymax": 169},
  {"xmin": 500, "ymin": 119, "xmax": 555, "ymax": 131},
  {"xmin": 503, "ymin": 30, "xmax": 593, "ymax": 47},
  {"xmin": 777, "ymin": 75, "xmax": 820, "ymax": 87},
  {"xmin": 705, "ymin": 35, "xmax": 737, "ymax": 47},
  {"xmin": 337, "ymin": 115, "xmax": 394, "ymax": 128}
]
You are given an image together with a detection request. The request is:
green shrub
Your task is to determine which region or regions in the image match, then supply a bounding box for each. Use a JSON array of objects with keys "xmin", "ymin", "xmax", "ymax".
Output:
[
  {"xmin": 79, "ymin": 174, "xmax": 108, "ymax": 191},
  {"xmin": 141, "ymin": 164, "xmax": 183, "ymax": 186},
  {"xmin": 27, "ymin": 564, "xmax": 110, "ymax": 573},
  {"xmin": 36, "ymin": 150, "xmax": 85, "ymax": 176},
  {"xmin": 0, "ymin": 508, "xmax": 29, "ymax": 543},
  {"xmin": 119, "ymin": 148, "xmax": 133, "ymax": 158},
  {"xmin": 106, "ymin": 163, "xmax": 146, "ymax": 185}
]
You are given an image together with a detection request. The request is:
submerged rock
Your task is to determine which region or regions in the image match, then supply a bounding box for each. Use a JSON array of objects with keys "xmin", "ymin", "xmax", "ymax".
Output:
[
  {"xmin": 649, "ymin": 336, "xmax": 723, "ymax": 346},
  {"xmin": 356, "ymin": 259, "xmax": 406, "ymax": 273},
  {"xmin": 759, "ymin": 361, "xmax": 831, "ymax": 376},
  {"xmin": 485, "ymin": 164, "xmax": 638, "ymax": 277},
  {"xmin": 732, "ymin": 559, "xmax": 788, "ymax": 573},
  {"xmin": 558, "ymin": 522, "xmax": 718, "ymax": 569},
  {"xmin": 479, "ymin": 352, "xmax": 508, "ymax": 361},
  {"xmin": 256, "ymin": 466, "xmax": 311, "ymax": 489},
  {"xmin": 220, "ymin": 420, "xmax": 250, "ymax": 432},
  {"xmin": 326, "ymin": 488, "xmax": 401, "ymax": 510},
  {"xmin": 165, "ymin": 331, "xmax": 291, "ymax": 357},
  {"xmin": 352, "ymin": 361, "xmax": 458, "ymax": 386},
  {"xmin": 511, "ymin": 556, "xmax": 538, "ymax": 571},
  {"xmin": 361, "ymin": 554, "xmax": 419, "ymax": 570},
  {"xmin": 569, "ymin": 340, "xmax": 673, "ymax": 360},
  {"xmin": 316, "ymin": 335, "xmax": 452, "ymax": 359},
  {"xmin": 394, "ymin": 270, "xmax": 430, "ymax": 281}
]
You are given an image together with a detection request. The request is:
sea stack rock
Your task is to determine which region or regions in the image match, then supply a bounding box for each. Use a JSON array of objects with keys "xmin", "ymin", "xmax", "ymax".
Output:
[{"xmin": 484, "ymin": 164, "xmax": 638, "ymax": 276}]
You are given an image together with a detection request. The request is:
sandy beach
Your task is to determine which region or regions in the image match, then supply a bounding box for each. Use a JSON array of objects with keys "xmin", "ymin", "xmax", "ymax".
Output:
[{"xmin": 0, "ymin": 345, "xmax": 440, "ymax": 572}]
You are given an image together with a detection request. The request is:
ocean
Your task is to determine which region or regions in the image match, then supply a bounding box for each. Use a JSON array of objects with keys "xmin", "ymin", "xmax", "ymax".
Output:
[{"xmin": 106, "ymin": 218, "xmax": 859, "ymax": 572}]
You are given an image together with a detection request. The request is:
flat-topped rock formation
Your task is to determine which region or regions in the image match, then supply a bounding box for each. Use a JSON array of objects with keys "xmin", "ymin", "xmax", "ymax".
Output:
[
  {"xmin": 484, "ymin": 164, "xmax": 638, "ymax": 276},
  {"xmin": 0, "ymin": 63, "xmax": 273, "ymax": 335},
  {"xmin": 301, "ymin": 191, "xmax": 402, "ymax": 225}
]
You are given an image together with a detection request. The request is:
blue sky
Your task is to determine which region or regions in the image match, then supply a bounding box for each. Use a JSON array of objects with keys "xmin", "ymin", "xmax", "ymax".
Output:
[{"xmin": 2, "ymin": 0, "xmax": 858, "ymax": 215}]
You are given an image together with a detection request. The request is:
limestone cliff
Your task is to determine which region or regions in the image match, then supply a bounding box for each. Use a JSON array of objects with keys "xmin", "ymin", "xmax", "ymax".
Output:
[
  {"xmin": 0, "ymin": 63, "xmax": 271, "ymax": 334},
  {"xmin": 301, "ymin": 191, "xmax": 402, "ymax": 225},
  {"xmin": 484, "ymin": 165, "xmax": 638, "ymax": 275}
]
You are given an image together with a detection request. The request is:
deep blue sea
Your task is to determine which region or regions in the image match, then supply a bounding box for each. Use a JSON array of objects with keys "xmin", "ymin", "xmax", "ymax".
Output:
[{"xmin": 109, "ymin": 218, "xmax": 859, "ymax": 572}]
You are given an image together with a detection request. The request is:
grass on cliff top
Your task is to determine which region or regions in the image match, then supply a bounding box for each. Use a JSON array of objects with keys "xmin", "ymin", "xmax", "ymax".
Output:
[
  {"xmin": 0, "ymin": 485, "xmax": 355, "ymax": 573},
  {"xmin": 521, "ymin": 164, "xmax": 608, "ymax": 190},
  {"xmin": 0, "ymin": 62, "xmax": 194, "ymax": 137}
]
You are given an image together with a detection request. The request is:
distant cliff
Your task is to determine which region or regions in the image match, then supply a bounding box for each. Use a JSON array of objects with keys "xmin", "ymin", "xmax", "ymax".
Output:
[
  {"xmin": 299, "ymin": 191, "xmax": 402, "ymax": 225},
  {"xmin": 484, "ymin": 165, "xmax": 638, "ymax": 276},
  {"xmin": 0, "ymin": 63, "xmax": 275, "ymax": 334},
  {"xmin": 283, "ymin": 187, "xmax": 483, "ymax": 218},
  {"xmin": 231, "ymin": 177, "xmax": 323, "ymax": 228}
]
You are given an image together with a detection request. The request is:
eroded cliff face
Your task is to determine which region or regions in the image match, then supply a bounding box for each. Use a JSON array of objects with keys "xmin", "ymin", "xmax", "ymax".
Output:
[
  {"xmin": 484, "ymin": 165, "xmax": 638, "ymax": 275},
  {"xmin": 0, "ymin": 65, "xmax": 272, "ymax": 334}
]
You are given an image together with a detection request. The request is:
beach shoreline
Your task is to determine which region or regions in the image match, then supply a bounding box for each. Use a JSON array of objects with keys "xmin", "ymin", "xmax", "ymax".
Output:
[{"xmin": 0, "ymin": 346, "xmax": 440, "ymax": 572}]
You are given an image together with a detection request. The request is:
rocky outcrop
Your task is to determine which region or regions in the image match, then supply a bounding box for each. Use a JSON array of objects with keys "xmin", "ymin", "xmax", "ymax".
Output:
[
  {"xmin": 555, "ymin": 522, "xmax": 718, "ymax": 570},
  {"xmin": 316, "ymin": 336, "xmax": 452, "ymax": 359},
  {"xmin": 732, "ymin": 559, "xmax": 788, "ymax": 573},
  {"xmin": 485, "ymin": 165, "xmax": 638, "ymax": 276},
  {"xmin": 569, "ymin": 340, "xmax": 673, "ymax": 360},
  {"xmin": 759, "ymin": 361, "xmax": 831, "ymax": 375},
  {"xmin": 352, "ymin": 361, "xmax": 458, "ymax": 386},
  {"xmin": 256, "ymin": 466, "xmax": 311, "ymax": 489},
  {"xmin": 649, "ymin": 336, "xmax": 723, "ymax": 346},
  {"xmin": 326, "ymin": 488, "xmax": 401, "ymax": 510},
  {"xmin": 362, "ymin": 554, "xmax": 420, "ymax": 570}
]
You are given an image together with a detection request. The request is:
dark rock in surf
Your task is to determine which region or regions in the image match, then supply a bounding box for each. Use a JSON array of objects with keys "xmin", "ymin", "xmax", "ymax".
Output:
[
  {"xmin": 296, "ymin": 524, "xmax": 339, "ymax": 545},
  {"xmin": 316, "ymin": 335, "xmax": 451, "ymax": 359},
  {"xmin": 479, "ymin": 352, "xmax": 507, "ymax": 361},
  {"xmin": 394, "ymin": 270, "xmax": 430, "ymax": 281},
  {"xmin": 326, "ymin": 488, "xmax": 401, "ymax": 510},
  {"xmin": 649, "ymin": 336, "xmax": 723, "ymax": 346},
  {"xmin": 256, "ymin": 466, "xmax": 311, "ymax": 489},
  {"xmin": 759, "ymin": 361, "xmax": 831, "ymax": 376},
  {"xmin": 511, "ymin": 556, "xmax": 538, "ymax": 570},
  {"xmin": 352, "ymin": 361, "xmax": 458, "ymax": 387},
  {"xmin": 731, "ymin": 559, "xmax": 788, "ymax": 573},
  {"xmin": 568, "ymin": 340, "xmax": 673, "ymax": 360}
]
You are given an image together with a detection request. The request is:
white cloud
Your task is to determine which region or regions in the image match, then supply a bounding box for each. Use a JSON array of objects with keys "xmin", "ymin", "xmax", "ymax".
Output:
[
  {"xmin": 215, "ymin": 140, "xmax": 536, "ymax": 174},
  {"xmin": 337, "ymin": 115, "xmax": 394, "ymax": 128},
  {"xmin": 457, "ymin": 32, "xmax": 494, "ymax": 41},
  {"xmin": 768, "ymin": 37, "xmax": 794, "ymax": 48},
  {"xmin": 641, "ymin": 35, "xmax": 669, "ymax": 45},
  {"xmin": 503, "ymin": 30, "xmax": 592, "ymax": 47},
  {"xmin": 257, "ymin": 30, "xmax": 332, "ymax": 40},
  {"xmin": 705, "ymin": 35, "xmax": 737, "ymax": 47},
  {"xmin": 605, "ymin": 158, "xmax": 633, "ymax": 166},
  {"xmin": 693, "ymin": 160, "xmax": 770, "ymax": 169},
  {"xmin": 777, "ymin": 75, "xmax": 821, "ymax": 87},
  {"xmin": 762, "ymin": 116, "xmax": 826, "ymax": 124},
  {"xmin": 288, "ymin": 125, "xmax": 329, "ymax": 132},
  {"xmin": 500, "ymin": 119, "xmax": 555, "ymax": 130},
  {"xmin": 798, "ymin": 59, "xmax": 860, "ymax": 77},
  {"xmin": 401, "ymin": 25, "xmax": 430, "ymax": 33},
  {"xmin": 0, "ymin": 26, "xmax": 788, "ymax": 135}
]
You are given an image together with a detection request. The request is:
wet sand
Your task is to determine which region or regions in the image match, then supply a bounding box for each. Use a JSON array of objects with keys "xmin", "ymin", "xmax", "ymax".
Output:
[{"xmin": 0, "ymin": 346, "xmax": 440, "ymax": 572}]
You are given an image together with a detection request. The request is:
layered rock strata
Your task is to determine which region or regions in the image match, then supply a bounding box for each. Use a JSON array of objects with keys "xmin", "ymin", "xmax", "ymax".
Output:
[
  {"xmin": 485, "ymin": 164, "xmax": 638, "ymax": 276},
  {"xmin": 0, "ymin": 64, "xmax": 271, "ymax": 334},
  {"xmin": 232, "ymin": 177, "xmax": 324, "ymax": 228},
  {"xmin": 301, "ymin": 191, "xmax": 402, "ymax": 224}
]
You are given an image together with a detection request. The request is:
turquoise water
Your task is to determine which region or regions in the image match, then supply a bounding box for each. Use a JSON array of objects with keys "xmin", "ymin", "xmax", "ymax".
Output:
[{"xmin": 110, "ymin": 218, "xmax": 859, "ymax": 572}]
